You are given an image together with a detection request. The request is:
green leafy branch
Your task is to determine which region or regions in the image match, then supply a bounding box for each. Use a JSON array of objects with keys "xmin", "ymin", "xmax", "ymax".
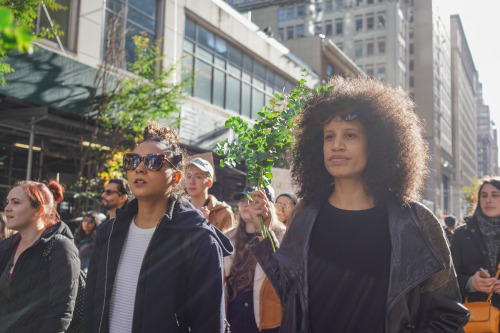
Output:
[{"xmin": 216, "ymin": 70, "xmax": 332, "ymax": 250}]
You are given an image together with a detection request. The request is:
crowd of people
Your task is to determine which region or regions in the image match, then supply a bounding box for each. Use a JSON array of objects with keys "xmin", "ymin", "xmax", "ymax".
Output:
[{"xmin": 0, "ymin": 75, "xmax": 499, "ymax": 332}]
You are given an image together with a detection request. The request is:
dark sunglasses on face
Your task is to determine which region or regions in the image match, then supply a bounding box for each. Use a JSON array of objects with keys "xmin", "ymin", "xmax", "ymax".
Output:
[
  {"xmin": 82, "ymin": 218, "xmax": 95, "ymax": 224},
  {"xmin": 102, "ymin": 189, "xmax": 122, "ymax": 196},
  {"xmin": 123, "ymin": 153, "xmax": 174, "ymax": 171}
]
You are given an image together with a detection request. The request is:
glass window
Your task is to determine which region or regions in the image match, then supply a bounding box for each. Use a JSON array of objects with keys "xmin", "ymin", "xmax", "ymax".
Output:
[
  {"xmin": 38, "ymin": 0, "xmax": 79, "ymax": 51},
  {"xmin": 316, "ymin": 2, "xmax": 322, "ymax": 13},
  {"xmin": 104, "ymin": 0, "xmax": 159, "ymax": 66},
  {"xmin": 287, "ymin": 7, "xmax": 295, "ymax": 19},
  {"xmin": 366, "ymin": 67, "xmax": 374, "ymax": 76},
  {"xmin": 410, "ymin": 43, "xmax": 414, "ymax": 54},
  {"xmin": 367, "ymin": 0, "xmax": 374, "ymax": 3},
  {"xmin": 336, "ymin": 19, "xmax": 343, "ymax": 34},
  {"xmin": 278, "ymin": 28, "xmax": 284, "ymax": 40},
  {"xmin": 227, "ymin": 75, "xmax": 241, "ymax": 113},
  {"xmin": 410, "ymin": 76, "xmax": 414, "ymax": 87},
  {"xmin": 378, "ymin": 12, "xmax": 386, "ymax": 28},
  {"xmin": 356, "ymin": 0, "xmax": 363, "ymax": 6},
  {"xmin": 297, "ymin": 5, "xmax": 305, "ymax": 17},
  {"xmin": 355, "ymin": 17, "xmax": 363, "ymax": 32},
  {"xmin": 378, "ymin": 66, "xmax": 385, "ymax": 80},
  {"xmin": 355, "ymin": 42, "xmax": 363, "ymax": 57},
  {"xmin": 194, "ymin": 59, "xmax": 213, "ymax": 102},
  {"xmin": 241, "ymin": 83, "xmax": 251, "ymax": 118},
  {"xmin": 315, "ymin": 23, "xmax": 322, "ymax": 36},
  {"xmin": 214, "ymin": 69, "xmax": 226, "ymax": 108},
  {"xmin": 409, "ymin": 27, "xmax": 414, "ymax": 38},
  {"xmin": 337, "ymin": 0, "xmax": 344, "ymax": 9},
  {"xmin": 228, "ymin": 45, "xmax": 242, "ymax": 66},
  {"xmin": 367, "ymin": 42, "xmax": 374, "ymax": 55},
  {"xmin": 409, "ymin": 60, "xmax": 414, "ymax": 71},
  {"xmin": 325, "ymin": 20, "xmax": 333, "ymax": 36},
  {"xmin": 378, "ymin": 39, "xmax": 385, "ymax": 53},
  {"xmin": 287, "ymin": 26, "xmax": 294, "ymax": 40},
  {"xmin": 278, "ymin": 8, "xmax": 285, "ymax": 20},
  {"xmin": 297, "ymin": 25, "xmax": 304, "ymax": 38},
  {"xmin": 326, "ymin": 0, "xmax": 333, "ymax": 11},
  {"xmin": 367, "ymin": 16, "xmax": 374, "ymax": 29},
  {"xmin": 182, "ymin": 18, "xmax": 296, "ymax": 118}
]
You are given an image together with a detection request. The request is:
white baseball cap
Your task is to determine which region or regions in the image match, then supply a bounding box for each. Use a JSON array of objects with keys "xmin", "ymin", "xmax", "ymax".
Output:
[{"xmin": 189, "ymin": 157, "xmax": 214, "ymax": 179}]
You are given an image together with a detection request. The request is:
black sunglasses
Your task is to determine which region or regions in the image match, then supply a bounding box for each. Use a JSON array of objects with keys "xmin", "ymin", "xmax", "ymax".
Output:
[
  {"xmin": 102, "ymin": 189, "xmax": 122, "ymax": 196},
  {"xmin": 82, "ymin": 218, "xmax": 95, "ymax": 224},
  {"xmin": 123, "ymin": 153, "xmax": 174, "ymax": 171}
]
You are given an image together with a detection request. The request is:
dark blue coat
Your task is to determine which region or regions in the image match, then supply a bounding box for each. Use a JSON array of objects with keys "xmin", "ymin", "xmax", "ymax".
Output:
[{"xmin": 83, "ymin": 197, "xmax": 233, "ymax": 333}]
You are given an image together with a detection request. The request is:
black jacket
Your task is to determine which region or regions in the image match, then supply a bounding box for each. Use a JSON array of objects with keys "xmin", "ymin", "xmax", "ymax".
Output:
[
  {"xmin": 83, "ymin": 197, "xmax": 234, "ymax": 333},
  {"xmin": 249, "ymin": 198, "xmax": 469, "ymax": 333},
  {"xmin": 0, "ymin": 222, "xmax": 80, "ymax": 333},
  {"xmin": 451, "ymin": 216, "xmax": 500, "ymax": 306}
]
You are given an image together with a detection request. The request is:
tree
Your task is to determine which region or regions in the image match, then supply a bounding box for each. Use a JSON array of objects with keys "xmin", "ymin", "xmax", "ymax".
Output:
[
  {"xmin": 71, "ymin": 27, "xmax": 187, "ymax": 214},
  {"xmin": 0, "ymin": 1, "xmax": 65, "ymax": 85}
]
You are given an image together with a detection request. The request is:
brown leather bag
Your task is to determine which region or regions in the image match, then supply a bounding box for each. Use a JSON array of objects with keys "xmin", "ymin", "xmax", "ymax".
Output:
[{"xmin": 463, "ymin": 263, "xmax": 500, "ymax": 333}]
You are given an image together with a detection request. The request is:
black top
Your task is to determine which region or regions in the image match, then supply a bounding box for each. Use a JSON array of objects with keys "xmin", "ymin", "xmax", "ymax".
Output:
[{"xmin": 308, "ymin": 201, "xmax": 391, "ymax": 333}]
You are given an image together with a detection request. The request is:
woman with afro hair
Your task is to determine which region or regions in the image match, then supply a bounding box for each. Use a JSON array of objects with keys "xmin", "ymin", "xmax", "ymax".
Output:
[{"xmin": 246, "ymin": 76, "xmax": 469, "ymax": 332}]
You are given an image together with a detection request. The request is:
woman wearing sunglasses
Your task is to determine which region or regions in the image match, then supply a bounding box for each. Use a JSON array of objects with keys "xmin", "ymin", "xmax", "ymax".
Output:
[
  {"xmin": 74, "ymin": 211, "xmax": 101, "ymax": 271},
  {"xmin": 84, "ymin": 123, "xmax": 233, "ymax": 333},
  {"xmin": 247, "ymin": 77, "xmax": 469, "ymax": 332}
]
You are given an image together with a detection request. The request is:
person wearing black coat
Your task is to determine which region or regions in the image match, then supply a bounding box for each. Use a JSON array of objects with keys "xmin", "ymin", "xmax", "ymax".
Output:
[
  {"xmin": 0, "ymin": 180, "xmax": 80, "ymax": 333},
  {"xmin": 451, "ymin": 177, "xmax": 500, "ymax": 307},
  {"xmin": 83, "ymin": 123, "xmax": 233, "ymax": 333},
  {"xmin": 246, "ymin": 77, "xmax": 469, "ymax": 332}
]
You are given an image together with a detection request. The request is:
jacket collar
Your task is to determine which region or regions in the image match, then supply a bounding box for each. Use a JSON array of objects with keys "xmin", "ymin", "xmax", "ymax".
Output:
[
  {"xmin": 276, "ymin": 198, "xmax": 444, "ymax": 309},
  {"xmin": 465, "ymin": 216, "xmax": 492, "ymax": 271}
]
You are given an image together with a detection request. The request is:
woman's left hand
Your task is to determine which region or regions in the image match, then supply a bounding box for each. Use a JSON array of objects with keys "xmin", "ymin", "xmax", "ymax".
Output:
[{"xmin": 248, "ymin": 190, "xmax": 272, "ymax": 231}]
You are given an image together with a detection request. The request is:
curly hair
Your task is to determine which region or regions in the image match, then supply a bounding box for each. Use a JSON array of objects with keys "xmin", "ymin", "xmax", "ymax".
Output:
[
  {"xmin": 137, "ymin": 122, "xmax": 187, "ymax": 196},
  {"xmin": 227, "ymin": 205, "xmax": 283, "ymax": 301},
  {"xmin": 292, "ymin": 76, "xmax": 429, "ymax": 206}
]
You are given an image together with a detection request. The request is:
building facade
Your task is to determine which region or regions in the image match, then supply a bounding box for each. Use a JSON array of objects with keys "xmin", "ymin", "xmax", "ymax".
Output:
[
  {"xmin": 449, "ymin": 14, "xmax": 478, "ymax": 217},
  {"xmin": 239, "ymin": 0, "xmax": 408, "ymax": 87},
  {"xmin": 1, "ymin": 0, "xmax": 372, "ymax": 214}
]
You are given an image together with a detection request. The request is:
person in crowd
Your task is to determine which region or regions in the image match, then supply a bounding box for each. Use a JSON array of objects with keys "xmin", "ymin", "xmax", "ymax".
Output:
[
  {"xmin": 0, "ymin": 212, "xmax": 14, "ymax": 241},
  {"xmin": 247, "ymin": 76, "xmax": 469, "ymax": 332},
  {"xmin": 451, "ymin": 177, "xmax": 500, "ymax": 309},
  {"xmin": 186, "ymin": 157, "xmax": 234, "ymax": 232},
  {"xmin": 0, "ymin": 180, "xmax": 80, "ymax": 333},
  {"xmin": 84, "ymin": 123, "xmax": 233, "ymax": 333},
  {"xmin": 444, "ymin": 214, "xmax": 457, "ymax": 243},
  {"xmin": 101, "ymin": 178, "xmax": 129, "ymax": 220},
  {"xmin": 74, "ymin": 211, "xmax": 101, "ymax": 271},
  {"xmin": 224, "ymin": 186, "xmax": 285, "ymax": 333},
  {"xmin": 274, "ymin": 193, "xmax": 297, "ymax": 225}
]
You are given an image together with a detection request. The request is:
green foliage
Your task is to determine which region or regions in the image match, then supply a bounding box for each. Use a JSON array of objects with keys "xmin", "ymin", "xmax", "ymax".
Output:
[
  {"xmin": 102, "ymin": 33, "xmax": 184, "ymax": 140},
  {"xmin": 215, "ymin": 69, "xmax": 332, "ymax": 247},
  {"xmin": 0, "ymin": 1, "xmax": 66, "ymax": 85},
  {"xmin": 0, "ymin": 6, "xmax": 35, "ymax": 53}
]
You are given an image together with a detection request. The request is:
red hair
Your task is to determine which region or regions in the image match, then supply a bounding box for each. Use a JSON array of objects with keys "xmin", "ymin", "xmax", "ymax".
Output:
[{"xmin": 10, "ymin": 180, "xmax": 64, "ymax": 227}]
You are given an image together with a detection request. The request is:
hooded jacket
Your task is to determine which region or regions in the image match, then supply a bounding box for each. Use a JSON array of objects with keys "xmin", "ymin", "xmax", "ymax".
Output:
[
  {"xmin": 0, "ymin": 222, "xmax": 80, "ymax": 333},
  {"xmin": 206, "ymin": 194, "xmax": 234, "ymax": 232},
  {"xmin": 83, "ymin": 197, "xmax": 234, "ymax": 333},
  {"xmin": 248, "ymin": 198, "xmax": 469, "ymax": 333}
]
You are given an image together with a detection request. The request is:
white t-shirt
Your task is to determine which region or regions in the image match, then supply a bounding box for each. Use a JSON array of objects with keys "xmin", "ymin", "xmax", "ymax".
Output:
[{"xmin": 109, "ymin": 218, "xmax": 156, "ymax": 333}]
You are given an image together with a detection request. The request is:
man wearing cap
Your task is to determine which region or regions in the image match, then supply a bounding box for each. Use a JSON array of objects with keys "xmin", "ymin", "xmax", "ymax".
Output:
[{"xmin": 186, "ymin": 157, "xmax": 234, "ymax": 232}]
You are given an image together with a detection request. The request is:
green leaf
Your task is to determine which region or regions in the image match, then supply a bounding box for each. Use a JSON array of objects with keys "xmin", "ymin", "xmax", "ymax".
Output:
[{"xmin": 0, "ymin": 7, "xmax": 13, "ymax": 32}]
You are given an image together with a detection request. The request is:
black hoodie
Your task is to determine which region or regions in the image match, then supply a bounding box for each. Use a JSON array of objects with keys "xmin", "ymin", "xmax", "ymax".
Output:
[
  {"xmin": 0, "ymin": 222, "xmax": 80, "ymax": 333},
  {"xmin": 83, "ymin": 197, "xmax": 234, "ymax": 333}
]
